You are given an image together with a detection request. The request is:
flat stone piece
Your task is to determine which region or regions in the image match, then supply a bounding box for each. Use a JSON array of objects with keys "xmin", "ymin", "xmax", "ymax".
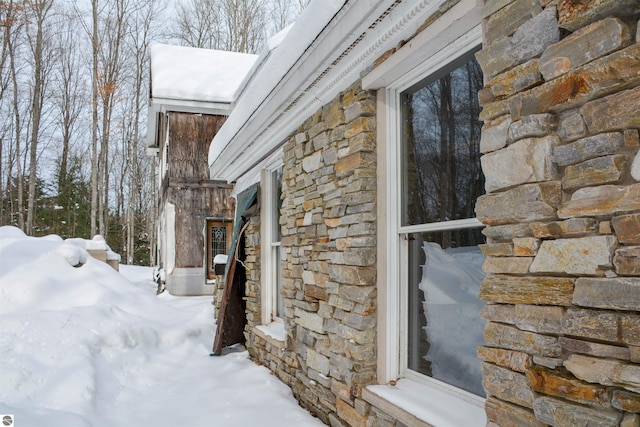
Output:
[
  {"xmin": 562, "ymin": 154, "xmax": 626, "ymax": 190},
  {"xmin": 482, "ymin": 223, "xmax": 533, "ymax": 241},
  {"xmin": 488, "ymin": 59, "xmax": 542, "ymax": 99},
  {"xmin": 558, "ymin": 109, "xmax": 587, "ymax": 142},
  {"xmin": 513, "ymin": 237, "xmax": 540, "ymax": 256},
  {"xmin": 515, "ymin": 304, "xmax": 564, "ymax": 334},
  {"xmin": 476, "ymin": 7, "xmax": 559, "ymax": 80},
  {"xmin": 484, "ymin": 322, "xmax": 562, "ymax": 357},
  {"xmin": 581, "ymin": 85, "xmax": 640, "ymax": 134},
  {"xmin": 485, "ymin": 0, "xmax": 542, "ymax": 45},
  {"xmin": 526, "ymin": 365, "xmax": 611, "ymax": 407},
  {"xmin": 477, "ymin": 346, "xmax": 531, "ymax": 373},
  {"xmin": 481, "ymin": 115, "xmax": 512, "ymax": 154},
  {"xmin": 614, "ymin": 246, "xmax": 640, "ymax": 276},
  {"xmin": 530, "ymin": 218, "xmax": 598, "ymax": 238},
  {"xmin": 552, "ymin": 132, "xmax": 624, "ymax": 166},
  {"xmin": 573, "ymin": 278, "xmax": 640, "ymax": 311},
  {"xmin": 559, "ymin": 183, "xmax": 640, "ymax": 219},
  {"xmin": 533, "ymin": 395, "xmax": 622, "ymax": 427},
  {"xmin": 508, "ymin": 113, "xmax": 557, "ymax": 143},
  {"xmin": 482, "ymin": 256, "xmax": 533, "ymax": 274},
  {"xmin": 529, "ymin": 235, "xmax": 617, "ymax": 276},
  {"xmin": 479, "ymin": 242, "xmax": 514, "ymax": 257},
  {"xmin": 482, "ymin": 363, "xmax": 536, "ymax": 408},
  {"xmin": 612, "ymin": 213, "xmax": 640, "ymax": 244},
  {"xmin": 510, "ymin": 44, "xmax": 640, "ymax": 121},
  {"xmin": 540, "ymin": 17, "xmax": 630, "ymax": 80},
  {"xmin": 481, "ymin": 303, "xmax": 516, "ymax": 324},
  {"xmin": 562, "ymin": 308, "xmax": 620, "ymax": 343},
  {"xmin": 480, "ymin": 275, "xmax": 574, "ymax": 306},
  {"xmin": 613, "ymin": 389, "xmax": 640, "ymax": 412},
  {"xmin": 622, "ymin": 315, "xmax": 640, "ymax": 346},
  {"xmin": 476, "ymin": 182, "xmax": 561, "ymax": 225},
  {"xmin": 559, "ymin": 337, "xmax": 630, "ymax": 360},
  {"xmin": 564, "ymin": 354, "xmax": 640, "ymax": 394},
  {"xmin": 558, "ymin": 0, "xmax": 639, "ymax": 31},
  {"xmin": 485, "ymin": 397, "xmax": 544, "ymax": 427}
]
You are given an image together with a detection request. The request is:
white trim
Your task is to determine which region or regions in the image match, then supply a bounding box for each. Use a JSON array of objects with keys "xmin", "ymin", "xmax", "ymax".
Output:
[{"xmin": 376, "ymin": 5, "xmax": 485, "ymax": 424}]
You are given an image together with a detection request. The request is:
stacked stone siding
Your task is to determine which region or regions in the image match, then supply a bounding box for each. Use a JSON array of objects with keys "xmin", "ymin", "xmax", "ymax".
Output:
[
  {"xmin": 476, "ymin": 1, "xmax": 640, "ymax": 426},
  {"xmin": 244, "ymin": 81, "xmax": 391, "ymax": 426}
]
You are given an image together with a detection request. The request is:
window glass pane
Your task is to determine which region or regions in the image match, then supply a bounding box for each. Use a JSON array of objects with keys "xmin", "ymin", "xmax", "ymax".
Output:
[
  {"xmin": 407, "ymin": 228, "xmax": 486, "ymax": 397},
  {"xmin": 276, "ymin": 245, "xmax": 284, "ymax": 317},
  {"xmin": 401, "ymin": 53, "xmax": 484, "ymax": 227},
  {"xmin": 273, "ymin": 167, "xmax": 283, "ymax": 241}
]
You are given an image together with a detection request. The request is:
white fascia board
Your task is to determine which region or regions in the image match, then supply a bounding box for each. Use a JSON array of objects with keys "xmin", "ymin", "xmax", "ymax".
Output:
[
  {"xmin": 208, "ymin": 0, "xmax": 457, "ymax": 183},
  {"xmin": 362, "ymin": 0, "xmax": 482, "ymax": 90}
]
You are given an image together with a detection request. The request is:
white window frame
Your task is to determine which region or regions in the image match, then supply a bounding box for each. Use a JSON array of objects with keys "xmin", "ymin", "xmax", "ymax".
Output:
[
  {"xmin": 363, "ymin": 10, "xmax": 486, "ymax": 426},
  {"xmin": 260, "ymin": 162, "xmax": 284, "ymax": 326}
]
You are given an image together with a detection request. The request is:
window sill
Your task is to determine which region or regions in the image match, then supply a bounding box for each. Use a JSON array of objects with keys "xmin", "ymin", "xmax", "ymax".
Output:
[
  {"xmin": 254, "ymin": 321, "xmax": 286, "ymax": 349},
  {"xmin": 363, "ymin": 379, "xmax": 486, "ymax": 427}
]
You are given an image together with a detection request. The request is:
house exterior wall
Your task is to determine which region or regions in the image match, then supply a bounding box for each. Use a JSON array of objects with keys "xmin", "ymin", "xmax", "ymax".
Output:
[
  {"xmin": 241, "ymin": 1, "xmax": 640, "ymax": 426},
  {"xmin": 157, "ymin": 112, "xmax": 235, "ymax": 295},
  {"xmin": 475, "ymin": 1, "xmax": 640, "ymax": 426}
]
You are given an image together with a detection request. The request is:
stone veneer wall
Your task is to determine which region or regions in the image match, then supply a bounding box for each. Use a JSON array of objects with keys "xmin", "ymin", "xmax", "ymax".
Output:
[
  {"xmin": 475, "ymin": 0, "xmax": 640, "ymax": 426},
  {"xmin": 244, "ymin": 81, "xmax": 399, "ymax": 426}
]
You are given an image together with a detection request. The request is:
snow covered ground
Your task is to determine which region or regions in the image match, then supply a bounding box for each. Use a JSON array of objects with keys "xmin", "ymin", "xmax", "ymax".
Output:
[{"xmin": 0, "ymin": 226, "xmax": 323, "ymax": 427}]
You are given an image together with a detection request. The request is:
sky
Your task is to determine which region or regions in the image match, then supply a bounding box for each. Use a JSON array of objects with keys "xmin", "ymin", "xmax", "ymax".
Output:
[{"xmin": 0, "ymin": 226, "xmax": 324, "ymax": 427}]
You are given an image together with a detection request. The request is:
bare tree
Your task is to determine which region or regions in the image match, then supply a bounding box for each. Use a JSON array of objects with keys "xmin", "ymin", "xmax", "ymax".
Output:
[{"xmin": 174, "ymin": 0, "xmax": 221, "ymax": 49}]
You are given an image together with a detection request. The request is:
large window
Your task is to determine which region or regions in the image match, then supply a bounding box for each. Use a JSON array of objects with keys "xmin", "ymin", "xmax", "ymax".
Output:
[
  {"xmin": 262, "ymin": 166, "xmax": 284, "ymax": 324},
  {"xmin": 206, "ymin": 219, "xmax": 232, "ymax": 280},
  {"xmin": 397, "ymin": 50, "xmax": 486, "ymax": 398}
]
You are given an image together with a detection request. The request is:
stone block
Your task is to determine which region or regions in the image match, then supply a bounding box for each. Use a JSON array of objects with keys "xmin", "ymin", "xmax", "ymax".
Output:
[
  {"xmin": 573, "ymin": 276, "xmax": 640, "ymax": 311},
  {"xmin": 562, "ymin": 155, "xmax": 627, "ymax": 190},
  {"xmin": 633, "ymin": 150, "xmax": 640, "ymax": 181},
  {"xmin": 336, "ymin": 324, "xmax": 375, "ymax": 345},
  {"xmin": 558, "ymin": 109, "xmax": 587, "ymax": 142},
  {"xmin": 562, "ymin": 308, "xmax": 620, "ymax": 343},
  {"xmin": 338, "ymin": 285, "xmax": 376, "ymax": 305},
  {"xmin": 559, "ymin": 337, "xmax": 630, "ymax": 361},
  {"xmin": 480, "ymin": 115, "xmax": 511, "ymax": 153},
  {"xmin": 344, "ymin": 99, "xmax": 375, "ymax": 123},
  {"xmin": 614, "ymin": 248, "xmax": 640, "ymax": 276},
  {"xmin": 621, "ymin": 315, "xmax": 640, "ymax": 346},
  {"xmin": 530, "ymin": 235, "xmax": 616, "ymax": 276},
  {"xmin": 480, "ymin": 275, "xmax": 574, "ymax": 306},
  {"xmin": 526, "ymin": 365, "xmax": 611, "ymax": 407},
  {"xmin": 533, "ymin": 395, "xmax": 622, "ymax": 427},
  {"xmin": 485, "ymin": 396, "xmax": 545, "ymax": 427},
  {"xmin": 622, "ymin": 413, "xmax": 640, "ymax": 427},
  {"xmin": 482, "ymin": 223, "xmax": 533, "ymax": 241},
  {"xmin": 510, "ymin": 45, "xmax": 640, "ymax": 121},
  {"xmin": 482, "ymin": 0, "xmax": 513, "ymax": 19},
  {"xmin": 508, "ymin": 113, "xmax": 558, "ymax": 143},
  {"xmin": 613, "ymin": 390, "xmax": 640, "ymax": 413},
  {"xmin": 476, "ymin": 7, "xmax": 559, "ymax": 80},
  {"xmin": 482, "ymin": 135, "xmax": 559, "ymax": 193},
  {"xmin": 303, "ymin": 151, "xmax": 324, "ymax": 173},
  {"xmin": 564, "ymin": 354, "xmax": 640, "ymax": 394},
  {"xmin": 515, "ymin": 304, "xmax": 564, "ymax": 334},
  {"xmin": 343, "ymin": 247, "xmax": 376, "ymax": 267},
  {"xmin": 336, "ymin": 398, "xmax": 367, "ymax": 427},
  {"xmin": 307, "ymin": 348, "xmax": 330, "ymax": 376},
  {"xmin": 295, "ymin": 308, "xmax": 326, "ymax": 334},
  {"xmin": 480, "ymin": 97, "xmax": 511, "ymax": 122},
  {"xmin": 484, "ymin": 0, "xmax": 542, "ymax": 45},
  {"xmin": 482, "ymin": 257, "xmax": 533, "ymax": 274},
  {"xmin": 540, "ymin": 17, "xmax": 631, "ymax": 80},
  {"xmin": 488, "ymin": 59, "xmax": 542, "ymax": 99},
  {"xmin": 482, "ymin": 363, "xmax": 535, "ymax": 408},
  {"xmin": 343, "ymin": 312, "xmax": 375, "ymax": 331},
  {"xmin": 476, "ymin": 182, "xmax": 561, "ymax": 225},
  {"xmin": 581, "ymin": 86, "xmax": 640, "ymax": 134},
  {"xmin": 557, "ymin": 0, "xmax": 639, "ymax": 31},
  {"xmin": 344, "ymin": 116, "xmax": 375, "ymax": 139},
  {"xmin": 533, "ymin": 356, "xmax": 564, "ymax": 369},
  {"xmin": 478, "ymin": 346, "xmax": 531, "ymax": 373},
  {"xmin": 552, "ymin": 132, "xmax": 624, "ymax": 166},
  {"xmin": 626, "ymin": 129, "xmax": 640, "ymax": 147},
  {"xmin": 479, "ymin": 242, "xmax": 514, "ymax": 257},
  {"xmin": 513, "ymin": 237, "xmax": 540, "ymax": 256},
  {"xmin": 329, "ymin": 265, "xmax": 376, "ymax": 286},
  {"xmin": 480, "ymin": 303, "xmax": 516, "ymax": 324},
  {"xmin": 558, "ymin": 184, "xmax": 640, "ymax": 219},
  {"xmin": 334, "ymin": 152, "xmax": 375, "ymax": 178},
  {"xmin": 484, "ymin": 322, "xmax": 562, "ymax": 357},
  {"xmin": 611, "ymin": 213, "xmax": 640, "ymax": 244}
]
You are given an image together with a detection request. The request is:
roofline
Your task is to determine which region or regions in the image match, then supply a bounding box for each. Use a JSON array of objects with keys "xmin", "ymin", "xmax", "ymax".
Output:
[{"xmin": 207, "ymin": 0, "xmax": 480, "ymax": 183}]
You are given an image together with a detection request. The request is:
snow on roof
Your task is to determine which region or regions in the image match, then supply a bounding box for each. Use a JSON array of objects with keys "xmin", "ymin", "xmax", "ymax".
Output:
[
  {"xmin": 207, "ymin": 0, "xmax": 346, "ymax": 170},
  {"xmin": 150, "ymin": 43, "xmax": 258, "ymax": 104}
]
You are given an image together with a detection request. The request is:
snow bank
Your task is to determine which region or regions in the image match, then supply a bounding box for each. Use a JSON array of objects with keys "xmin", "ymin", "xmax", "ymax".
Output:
[{"xmin": 0, "ymin": 226, "xmax": 322, "ymax": 427}]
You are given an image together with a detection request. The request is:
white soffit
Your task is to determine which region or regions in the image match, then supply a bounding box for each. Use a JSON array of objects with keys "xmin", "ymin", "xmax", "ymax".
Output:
[{"xmin": 208, "ymin": 0, "xmax": 456, "ymax": 183}]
